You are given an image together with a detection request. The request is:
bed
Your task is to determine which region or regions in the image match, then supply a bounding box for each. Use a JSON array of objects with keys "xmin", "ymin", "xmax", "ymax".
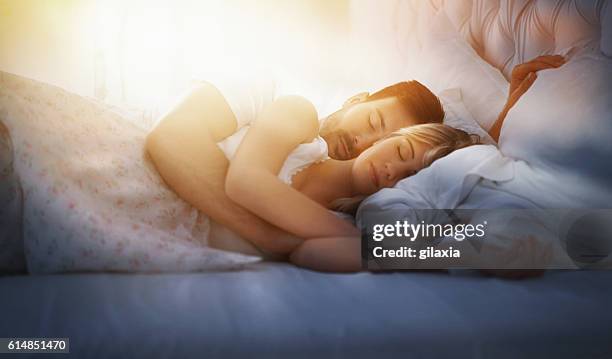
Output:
[
  {"xmin": 2, "ymin": 263, "xmax": 612, "ymax": 358},
  {"xmin": 1, "ymin": 0, "xmax": 612, "ymax": 358}
]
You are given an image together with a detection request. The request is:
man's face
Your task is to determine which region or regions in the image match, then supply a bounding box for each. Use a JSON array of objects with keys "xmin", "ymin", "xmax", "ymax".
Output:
[{"xmin": 320, "ymin": 96, "xmax": 416, "ymax": 160}]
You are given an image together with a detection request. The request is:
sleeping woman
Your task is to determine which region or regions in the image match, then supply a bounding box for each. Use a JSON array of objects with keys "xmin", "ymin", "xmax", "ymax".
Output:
[
  {"xmin": 218, "ymin": 121, "xmax": 477, "ymax": 271},
  {"xmin": 146, "ymin": 55, "xmax": 565, "ymax": 273},
  {"xmin": 145, "ymin": 78, "xmax": 476, "ymax": 272}
]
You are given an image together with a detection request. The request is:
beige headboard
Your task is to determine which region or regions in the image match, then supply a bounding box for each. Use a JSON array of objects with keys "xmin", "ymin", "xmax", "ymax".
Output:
[
  {"xmin": 436, "ymin": 0, "xmax": 609, "ymax": 79},
  {"xmin": 349, "ymin": 0, "xmax": 610, "ymax": 81}
]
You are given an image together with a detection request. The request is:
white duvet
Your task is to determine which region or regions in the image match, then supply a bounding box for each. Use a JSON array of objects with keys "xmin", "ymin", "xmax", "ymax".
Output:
[{"xmin": 0, "ymin": 71, "xmax": 260, "ymax": 273}]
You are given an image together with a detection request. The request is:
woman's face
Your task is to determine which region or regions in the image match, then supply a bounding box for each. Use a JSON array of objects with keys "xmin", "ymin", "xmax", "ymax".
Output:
[{"xmin": 351, "ymin": 135, "xmax": 431, "ymax": 195}]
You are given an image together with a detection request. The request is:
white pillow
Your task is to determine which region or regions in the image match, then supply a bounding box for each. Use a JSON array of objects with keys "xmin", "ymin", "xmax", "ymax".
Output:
[
  {"xmin": 414, "ymin": 9, "xmax": 509, "ymax": 131},
  {"xmin": 439, "ymin": 88, "xmax": 496, "ymax": 145},
  {"xmin": 499, "ymin": 51, "xmax": 612, "ymax": 183}
]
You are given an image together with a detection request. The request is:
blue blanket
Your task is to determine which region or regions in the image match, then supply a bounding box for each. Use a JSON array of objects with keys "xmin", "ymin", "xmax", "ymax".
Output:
[{"xmin": 1, "ymin": 263, "xmax": 611, "ymax": 358}]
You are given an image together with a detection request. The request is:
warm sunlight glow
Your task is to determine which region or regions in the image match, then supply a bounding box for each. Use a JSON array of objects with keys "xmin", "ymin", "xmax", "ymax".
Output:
[{"xmin": 93, "ymin": 0, "xmax": 349, "ymax": 114}]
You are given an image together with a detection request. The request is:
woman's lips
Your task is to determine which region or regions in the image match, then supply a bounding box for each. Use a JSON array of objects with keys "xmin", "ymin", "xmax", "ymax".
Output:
[{"xmin": 369, "ymin": 162, "xmax": 379, "ymax": 188}]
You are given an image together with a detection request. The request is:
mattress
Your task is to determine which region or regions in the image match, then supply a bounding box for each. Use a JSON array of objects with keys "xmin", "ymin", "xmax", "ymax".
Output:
[{"xmin": 1, "ymin": 263, "xmax": 611, "ymax": 359}]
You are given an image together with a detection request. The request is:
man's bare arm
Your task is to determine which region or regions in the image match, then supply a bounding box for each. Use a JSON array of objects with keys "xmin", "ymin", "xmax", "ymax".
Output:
[
  {"xmin": 225, "ymin": 95, "xmax": 360, "ymax": 239},
  {"xmin": 145, "ymin": 83, "xmax": 303, "ymax": 256}
]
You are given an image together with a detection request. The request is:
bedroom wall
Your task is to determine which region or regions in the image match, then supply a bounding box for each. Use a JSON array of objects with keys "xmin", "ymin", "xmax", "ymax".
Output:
[
  {"xmin": 0, "ymin": 0, "xmax": 349, "ymax": 108},
  {"xmin": 0, "ymin": 0, "xmax": 96, "ymax": 97}
]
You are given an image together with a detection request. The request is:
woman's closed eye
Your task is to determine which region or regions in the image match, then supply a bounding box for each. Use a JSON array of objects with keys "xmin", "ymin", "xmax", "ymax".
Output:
[
  {"xmin": 397, "ymin": 145, "xmax": 405, "ymax": 161},
  {"xmin": 397, "ymin": 140, "xmax": 415, "ymax": 162}
]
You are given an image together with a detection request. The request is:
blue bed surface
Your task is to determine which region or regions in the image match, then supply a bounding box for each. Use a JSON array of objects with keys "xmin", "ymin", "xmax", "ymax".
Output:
[{"xmin": 1, "ymin": 263, "xmax": 611, "ymax": 359}]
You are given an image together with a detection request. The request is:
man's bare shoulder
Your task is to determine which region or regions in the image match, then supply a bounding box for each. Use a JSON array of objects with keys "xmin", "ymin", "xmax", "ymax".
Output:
[{"xmin": 255, "ymin": 95, "xmax": 319, "ymax": 144}]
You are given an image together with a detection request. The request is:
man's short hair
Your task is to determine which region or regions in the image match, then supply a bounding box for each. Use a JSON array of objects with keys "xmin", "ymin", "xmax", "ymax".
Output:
[{"xmin": 367, "ymin": 81, "xmax": 444, "ymax": 124}]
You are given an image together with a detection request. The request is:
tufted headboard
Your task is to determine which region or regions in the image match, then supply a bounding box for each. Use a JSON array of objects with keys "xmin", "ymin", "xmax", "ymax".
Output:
[
  {"xmin": 350, "ymin": 0, "xmax": 610, "ymax": 81},
  {"xmin": 439, "ymin": 0, "xmax": 610, "ymax": 79}
]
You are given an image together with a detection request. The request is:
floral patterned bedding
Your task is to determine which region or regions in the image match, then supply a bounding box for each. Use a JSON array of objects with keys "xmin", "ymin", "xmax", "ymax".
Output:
[
  {"xmin": 0, "ymin": 71, "xmax": 259, "ymax": 273},
  {"xmin": 0, "ymin": 118, "xmax": 26, "ymax": 273}
]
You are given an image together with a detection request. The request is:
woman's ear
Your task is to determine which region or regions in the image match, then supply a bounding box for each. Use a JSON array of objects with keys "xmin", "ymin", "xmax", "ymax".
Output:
[{"xmin": 343, "ymin": 92, "xmax": 369, "ymax": 108}]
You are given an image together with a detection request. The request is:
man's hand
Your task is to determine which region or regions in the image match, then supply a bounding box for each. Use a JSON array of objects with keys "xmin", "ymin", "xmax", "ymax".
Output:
[{"xmin": 146, "ymin": 83, "xmax": 305, "ymax": 257}]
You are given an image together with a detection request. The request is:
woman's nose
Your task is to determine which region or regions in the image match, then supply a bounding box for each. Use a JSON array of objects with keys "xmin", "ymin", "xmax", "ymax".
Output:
[{"xmin": 384, "ymin": 162, "xmax": 397, "ymax": 182}]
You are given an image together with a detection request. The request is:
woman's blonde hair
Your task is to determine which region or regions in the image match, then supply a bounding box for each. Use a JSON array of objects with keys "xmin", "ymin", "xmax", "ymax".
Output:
[{"xmin": 331, "ymin": 123, "xmax": 480, "ymax": 214}]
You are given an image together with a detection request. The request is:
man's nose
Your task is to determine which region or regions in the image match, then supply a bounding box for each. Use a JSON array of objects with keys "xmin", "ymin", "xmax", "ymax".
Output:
[
  {"xmin": 353, "ymin": 135, "xmax": 372, "ymax": 153},
  {"xmin": 353, "ymin": 135, "xmax": 362, "ymax": 148}
]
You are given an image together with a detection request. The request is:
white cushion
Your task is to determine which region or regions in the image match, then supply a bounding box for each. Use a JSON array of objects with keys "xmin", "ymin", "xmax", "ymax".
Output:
[
  {"xmin": 499, "ymin": 50, "xmax": 612, "ymax": 183},
  {"xmin": 416, "ymin": 9, "xmax": 509, "ymax": 131},
  {"xmin": 439, "ymin": 88, "xmax": 496, "ymax": 145}
]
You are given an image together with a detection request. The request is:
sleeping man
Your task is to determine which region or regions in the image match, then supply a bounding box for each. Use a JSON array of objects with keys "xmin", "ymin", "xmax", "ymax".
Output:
[
  {"xmin": 146, "ymin": 53, "xmax": 567, "ymax": 272},
  {"xmin": 145, "ymin": 80, "xmax": 447, "ymax": 265}
]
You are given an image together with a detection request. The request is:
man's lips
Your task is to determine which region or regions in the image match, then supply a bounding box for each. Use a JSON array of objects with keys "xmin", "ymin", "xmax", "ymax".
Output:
[{"xmin": 369, "ymin": 162, "xmax": 379, "ymax": 188}]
